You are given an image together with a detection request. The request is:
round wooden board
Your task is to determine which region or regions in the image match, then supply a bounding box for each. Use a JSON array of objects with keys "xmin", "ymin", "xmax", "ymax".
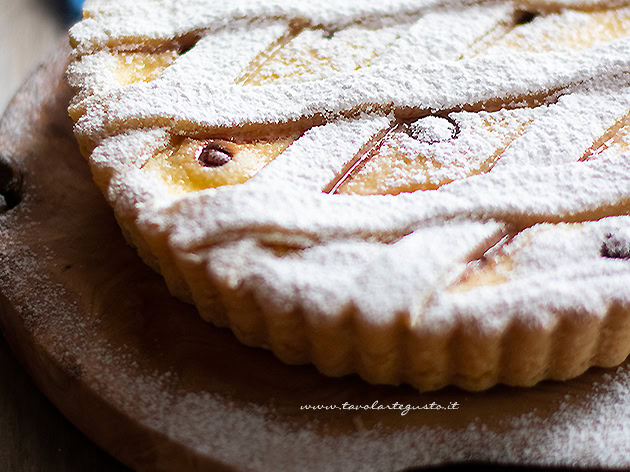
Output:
[{"xmin": 1, "ymin": 44, "xmax": 630, "ymax": 472}]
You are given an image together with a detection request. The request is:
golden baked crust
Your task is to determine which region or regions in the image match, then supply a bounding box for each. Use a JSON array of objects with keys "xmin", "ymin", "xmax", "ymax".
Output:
[{"xmin": 67, "ymin": 0, "xmax": 630, "ymax": 390}]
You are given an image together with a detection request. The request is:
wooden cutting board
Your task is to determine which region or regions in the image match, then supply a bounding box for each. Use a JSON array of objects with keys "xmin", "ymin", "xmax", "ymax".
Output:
[{"xmin": 1, "ymin": 43, "xmax": 630, "ymax": 472}]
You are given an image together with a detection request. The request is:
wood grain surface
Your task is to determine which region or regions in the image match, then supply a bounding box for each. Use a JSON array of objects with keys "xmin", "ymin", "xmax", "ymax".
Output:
[
  {"xmin": 0, "ymin": 2, "xmax": 130, "ymax": 470},
  {"xmin": 2, "ymin": 35, "xmax": 630, "ymax": 471},
  {"xmin": 3, "ymin": 4, "xmax": 630, "ymax": 471}
]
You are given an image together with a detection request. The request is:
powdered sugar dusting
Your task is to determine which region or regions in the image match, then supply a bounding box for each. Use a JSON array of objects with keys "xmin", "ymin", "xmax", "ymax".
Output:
[
  {"xmin": 145, "ymin": 364, "xmax": 630, "ymax": 470},
  {"xmin": 496, "ymin": 81, "xmax": 630, "ymax": 167},
  {"xmin": 71, "ymin": 0, "xmax": 445, "ymax": 55},
  {"xmin": 64, "ymin": 0, "xmax": 630, "ymax": 392},
  {"xmin": 86, "ymin": 40, "xmax": 630, "ymax": 137},
  {"xmin": 8, "ymin": 15, "xmax": 630, "ymax": 471},
  {"xmin": 250, "ymin": 115, "xmax": 390, "ymax": 191}
]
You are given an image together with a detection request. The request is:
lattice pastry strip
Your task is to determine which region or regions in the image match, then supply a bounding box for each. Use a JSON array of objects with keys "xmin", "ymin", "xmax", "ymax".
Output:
[
  {"xmin": 440, "ymin": 217, "xmax": 630, "ymax": 386},
  {"xmin": 67, "ymin": 23, "xmax": 289, "ymax": 119},
  {"xmin": 74, "ymin": 2, "xmax": 523, "ymax": 192},
  {"xmin": 67, "ymin": 0, "xmax": 630, "ymax": 390}
]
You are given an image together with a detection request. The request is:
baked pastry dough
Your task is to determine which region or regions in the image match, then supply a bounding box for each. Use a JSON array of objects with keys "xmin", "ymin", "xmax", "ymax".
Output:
[{"xmin": 67, "ymin": 0, "xmax": 630, "ymax": 390}]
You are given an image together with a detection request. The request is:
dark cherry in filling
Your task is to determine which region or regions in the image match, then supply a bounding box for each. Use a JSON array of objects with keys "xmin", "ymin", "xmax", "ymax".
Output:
[
  {"xmin": 514, "ymin": 10, "xmax": 538, "ymax": 26},
  {"xmin": 601, "ymin": 233, "xmax": 630, "ymax": 260},
  {"xmin": 404, "ymin": 114, "xmax": 460, "ymax": 144},
  {"xmin": 196, "ymin": 143, "xmax": 233, "ymax": 168}
]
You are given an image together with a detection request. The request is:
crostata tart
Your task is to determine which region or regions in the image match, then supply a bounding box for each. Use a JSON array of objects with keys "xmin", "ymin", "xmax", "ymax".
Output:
[{"xmin": 67, "ymin": 0, "xmax": 630, "ymax": 390}]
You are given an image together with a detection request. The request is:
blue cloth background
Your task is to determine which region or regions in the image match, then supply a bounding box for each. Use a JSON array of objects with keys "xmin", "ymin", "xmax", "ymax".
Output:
[
  {"xmin": 56, "ymin": 0, "xmax": 84, "ymax": 23},
  {"xmin": 68, "ymin": 0, "xmax": 84, "ymax": 18}
]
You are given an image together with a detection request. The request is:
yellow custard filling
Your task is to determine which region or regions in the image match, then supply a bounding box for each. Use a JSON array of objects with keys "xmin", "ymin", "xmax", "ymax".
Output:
[
  {"xmin": 113, "ymin": 51, "xmax": 180, "ymax": 86},
  {"xmin": 143, "ymin": 136, "xmax": 297, "ymax": 194}
]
